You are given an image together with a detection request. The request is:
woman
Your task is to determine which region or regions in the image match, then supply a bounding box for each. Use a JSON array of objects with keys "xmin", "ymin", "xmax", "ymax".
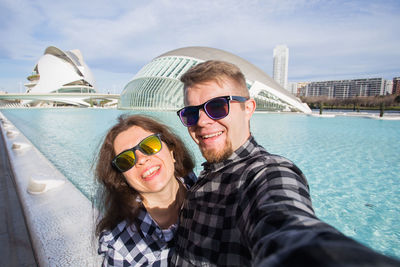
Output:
[{"xmin": 95, "ymin": 115, "xmax": 196, "ymax": 266}]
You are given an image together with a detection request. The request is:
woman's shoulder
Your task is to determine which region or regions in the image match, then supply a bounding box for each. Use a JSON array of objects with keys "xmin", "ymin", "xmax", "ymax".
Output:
[
  {"xmin": 99, "ymin": 207, "xmax": 156, "ymax": 250},
  {"xmin": 99, "ymin": 220, "xmax": 134, "ymax": 248},
  {"xmin": 98, "ymin": 211, "xmax": 174, "ymax": 266}
]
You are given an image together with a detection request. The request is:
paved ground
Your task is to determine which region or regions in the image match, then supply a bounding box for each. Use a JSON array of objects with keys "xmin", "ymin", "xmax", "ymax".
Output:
[{"xmin": 0, "ymin": 132, "xmax": 37, "ymax": 267}]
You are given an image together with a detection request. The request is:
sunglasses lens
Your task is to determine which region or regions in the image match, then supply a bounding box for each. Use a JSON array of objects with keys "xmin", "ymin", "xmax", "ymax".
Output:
[
  {"xmin": 180, "ymin": 107, "xmax": 199, "ymax": 127},
  {"xmin": 140, "ymin": 135, "xmax": 162, "ymax": 155},
  {"xmin": 115, "ymin": 151, "xmax": 135, "ymax": 172},
  {"xmin": 113, "ymin": 134, "xmax": 162, "ymax": 172},
  {"xmin": 205, "ymin": 98, "xmax": 229, "ymax": 119}
]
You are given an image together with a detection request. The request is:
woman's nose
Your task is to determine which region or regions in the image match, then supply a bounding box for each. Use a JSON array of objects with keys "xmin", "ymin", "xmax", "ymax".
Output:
[{"xmin": 135, "ymin": 150, "xmax": 151, "ymax": 165}]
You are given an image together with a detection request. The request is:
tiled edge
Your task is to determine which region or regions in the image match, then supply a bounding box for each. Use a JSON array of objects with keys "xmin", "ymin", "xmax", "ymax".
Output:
[{"xmin": 0, "ymin": 112, "xmax": 103, "ymax": 267}]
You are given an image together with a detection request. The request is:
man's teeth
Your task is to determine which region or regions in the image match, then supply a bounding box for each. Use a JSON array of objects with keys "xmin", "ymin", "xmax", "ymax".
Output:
[
  {"xmin": 202, "ymin": 132, "xmax": 222, "ymax": 139},
  {"xmin": 142, "ymin": 166, "xmax": 160, "ymax": 178}
]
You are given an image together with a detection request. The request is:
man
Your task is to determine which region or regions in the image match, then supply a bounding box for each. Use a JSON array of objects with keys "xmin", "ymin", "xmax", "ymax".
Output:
[{"xmin": 172, "ymin": 60, "xmax": 399, "ymax": 266}]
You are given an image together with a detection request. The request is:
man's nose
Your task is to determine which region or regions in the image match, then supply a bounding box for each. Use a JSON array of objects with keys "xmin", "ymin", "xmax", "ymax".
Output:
[{"xmin": 196, "ymin": 109, "xmax": 214, "ymax": 127}]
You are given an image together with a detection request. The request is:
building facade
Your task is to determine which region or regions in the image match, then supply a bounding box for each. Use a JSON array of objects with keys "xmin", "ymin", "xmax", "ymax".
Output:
[
  {"xmin": 23, "ymin": 46, "xmax": 97, "ymax": 106},
  {"xmin": 273, "ymin": 45, "xmax": 289, "ymax": 90},
  {"xmin": 384, "ymin": 80, "xmax": 393, "ymax": 95},
  {"xmin": 119, "ymin": 46, "xmax": 311, "ymax": 113},
  {"xmin": 288, "ymin": 82, "xmax": 298, "ymax": 95},
  {"xmin": 393, "ymin": 77, "xmax": 400, "ymax": 95},
  {"xmin": 300, "ymin": 78, "xmax": 385, "ymax": 98}
]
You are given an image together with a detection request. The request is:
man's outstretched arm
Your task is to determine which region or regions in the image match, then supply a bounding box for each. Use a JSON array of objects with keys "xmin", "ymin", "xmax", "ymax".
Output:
[{"xmin": 238, "ymin": 161, "xmax": 400, "ymax": 267}]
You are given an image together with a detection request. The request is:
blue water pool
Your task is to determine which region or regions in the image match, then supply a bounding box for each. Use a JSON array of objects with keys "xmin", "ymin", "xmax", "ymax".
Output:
[{"xmin": 2, "ymin": 108, "xmax": 400, "ymax": 259}]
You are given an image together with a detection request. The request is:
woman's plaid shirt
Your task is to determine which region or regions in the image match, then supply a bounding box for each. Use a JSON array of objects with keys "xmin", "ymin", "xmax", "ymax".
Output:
[{"xmin": 99, "ymin": 173, "xmax": 196, "ymax": 267}]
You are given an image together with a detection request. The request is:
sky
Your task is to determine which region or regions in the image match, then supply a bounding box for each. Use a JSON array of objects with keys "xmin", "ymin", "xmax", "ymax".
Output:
[{"xmin": 0, "ymin": 0, "xmax": 399, "ymax": 94}]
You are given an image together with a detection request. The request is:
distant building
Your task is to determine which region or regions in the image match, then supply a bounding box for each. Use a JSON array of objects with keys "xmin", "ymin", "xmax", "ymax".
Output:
[
  {"xmin": 393, "ymin": 77, "xmax": 400, "ymax": 94},
  {"xmin": 273, "ymin": 45, "xmax": 289, "ymax": 90},
  {"xmin": 302, "ymin": 78, "xmax": 385, "ymax": 98},
  {"xmin": 296, "ymin": 82, "xmax": 309, "ymax": 97},
  {"xmin": 385, "ymin": 80, "xmax": 393, "ymax": 95},
  {"xmin": 119, "ymin": 46, "xmax": 311, "ymax": 113},
  {"xmin": 288, "ymin": 82, "xmax": 298, "ymax": 95},
  {"xmin": 24, "ymin": 46, "xmax": 97, "ymax": 106}
]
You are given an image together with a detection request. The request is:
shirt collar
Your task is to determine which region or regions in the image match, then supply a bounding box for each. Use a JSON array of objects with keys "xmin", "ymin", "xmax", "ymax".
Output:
[
  {"xmin": 201, "ymin": 135, "xmax": 258, "ymax": 173},
  {"xmin": 135, "ymin": 204, "xmax": 178, "ymax": 242}
]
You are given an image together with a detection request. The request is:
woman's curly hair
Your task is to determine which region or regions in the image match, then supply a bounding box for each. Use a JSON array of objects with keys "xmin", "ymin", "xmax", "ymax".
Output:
[{"xmin": 95, "ymin": 114, "xmax": 194, "ymax": 235}]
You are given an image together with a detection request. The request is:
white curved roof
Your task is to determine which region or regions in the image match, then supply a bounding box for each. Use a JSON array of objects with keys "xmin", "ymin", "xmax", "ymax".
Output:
[
  {"xmin": 156, "ymin": 46, "xmax": 311, "ymax": 113},
  {"xmin": 26, "ymin": 46, "xmax": 96, "ymax": 94},
  {"xmin": 158, "ymin": 47, "xmax": 286, "ymax": 96}
]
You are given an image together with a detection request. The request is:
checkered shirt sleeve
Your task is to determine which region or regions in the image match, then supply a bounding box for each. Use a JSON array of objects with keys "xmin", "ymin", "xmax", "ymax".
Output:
[
  {"xmin": 172, "ymin": 137, "xmax": 400, "ymax": 266},
  {"xmin": 172, "ymin": 136, "xmax": 341, "ymax": 266},
  {"xmin": 172, "ymin": 136, "xmax": 322, "ymax": 266}
]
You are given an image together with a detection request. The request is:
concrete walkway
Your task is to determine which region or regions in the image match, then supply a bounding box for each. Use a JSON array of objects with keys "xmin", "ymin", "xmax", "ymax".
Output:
[
  {"xmin": 0, "ymin": 130, "xmax": 37, "ymax": 267},
  {"xmin": 0, "ymin": 112, "xmax": 102, "ymax": 267}
]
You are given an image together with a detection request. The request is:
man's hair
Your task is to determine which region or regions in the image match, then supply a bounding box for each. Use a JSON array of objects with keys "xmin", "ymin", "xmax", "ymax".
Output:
[
  {"xmin": 180, "ymin": 60, "xmax": 249, "ymax": 98},
  {"xmin": 94, "ymin": 114, "xmax": 194, "ymax": 235}
]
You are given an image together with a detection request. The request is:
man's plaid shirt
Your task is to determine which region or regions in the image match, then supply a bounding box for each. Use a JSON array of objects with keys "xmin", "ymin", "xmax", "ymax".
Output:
[
  {"xmin": 171, "ymin": 136, "xmax": 343, "ymax": 266},
  {"xmin": 171, "ymin": 137, "xmax": 400, "ymax": 266},
  {"xmin": 99, "ymin": 173, "xmax": 196, "ymax": 267}
]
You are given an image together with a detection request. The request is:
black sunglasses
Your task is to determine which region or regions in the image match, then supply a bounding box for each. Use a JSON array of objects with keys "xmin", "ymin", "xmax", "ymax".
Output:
[
  {"xmin": 177, "ymin": 95, "xmax": 248, "ymax": 127},
  {"xmin": 112, "ymin": 134, "xmax": 162, "ymax": 172}
]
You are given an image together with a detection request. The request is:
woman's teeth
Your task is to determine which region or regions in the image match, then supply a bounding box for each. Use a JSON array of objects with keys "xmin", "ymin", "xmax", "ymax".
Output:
[{"xmin": 142, "ymin": 166, "xmax": 160, "ymax": 178}]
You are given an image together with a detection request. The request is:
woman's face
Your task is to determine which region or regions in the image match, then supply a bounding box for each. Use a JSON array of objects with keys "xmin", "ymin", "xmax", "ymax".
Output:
[{"xmin": 113, "ymin": 126, "xmax": 176, "ymax": 195}]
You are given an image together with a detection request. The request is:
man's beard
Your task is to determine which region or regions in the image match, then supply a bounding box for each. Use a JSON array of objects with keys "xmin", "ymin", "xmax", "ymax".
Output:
[{"xmin": 200, "ymin": 138, "xmax": 233, "ymax": 163}]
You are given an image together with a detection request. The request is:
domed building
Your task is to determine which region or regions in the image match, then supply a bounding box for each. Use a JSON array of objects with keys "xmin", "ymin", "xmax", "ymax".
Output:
[
  {"xmin": 119, "ymin": 46, "xmax": 311, "ymax": 113},
  {"xmin": 24, "ymin": 46, "xmax": 97, "ymax": 106}
]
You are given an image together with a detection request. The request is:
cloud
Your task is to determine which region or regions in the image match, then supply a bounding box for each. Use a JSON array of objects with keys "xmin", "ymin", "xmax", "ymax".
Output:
[{"xmin": 0, "ymin": 0, "xmax": 399, "ymax": 92}]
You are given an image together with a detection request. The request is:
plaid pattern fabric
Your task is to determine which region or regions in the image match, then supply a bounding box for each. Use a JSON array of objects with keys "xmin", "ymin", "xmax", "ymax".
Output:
[
  {"xmin": 171, "ymin": 136, "xmax": 331, "ymax": 266},
  {"xmin": 99, "ymin": 173, "xmax": 196, "ymax": 267},
  {"xmin": 171, "ymin": 137, "xmax": 400, "ymax": 267}
]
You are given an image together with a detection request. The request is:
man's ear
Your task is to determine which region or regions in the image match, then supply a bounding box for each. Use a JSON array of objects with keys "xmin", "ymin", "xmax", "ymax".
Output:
[{"xmin": 245, "ymin": 98, "xmax": 256, "ymax": 120}]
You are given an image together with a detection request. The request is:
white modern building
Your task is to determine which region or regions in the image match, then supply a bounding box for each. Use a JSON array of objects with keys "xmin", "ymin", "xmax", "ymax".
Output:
[
  {"xmin": 302, "ymin": 78, "xmax": 386, "ymax": 98},
  {"xmin": 385, "ymin": 80, "xmax": 393, "ymax": 95},
  {"xmin": 24, "ymin": 46, "xmax": 97, "ymax": 106},
  {"xmin": 273, "ymin": 45, "xmax": 289, "ymax": 91},
  {"xmin": 119, "ymin": 46, "xmax": 311, "ymax": 113},
  {"xmin": 288, "ymin": 82, "xmax": 298, "ymax": 96}
]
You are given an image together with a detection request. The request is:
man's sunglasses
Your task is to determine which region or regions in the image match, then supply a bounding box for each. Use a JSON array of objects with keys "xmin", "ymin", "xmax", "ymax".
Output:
[
  {"xmin": 177, "ymin": 95, "xmax": 248, "ymax": 127},
  {"xmin": 112, "ymin": 134, "xmax": 162, "ymax": 172}
]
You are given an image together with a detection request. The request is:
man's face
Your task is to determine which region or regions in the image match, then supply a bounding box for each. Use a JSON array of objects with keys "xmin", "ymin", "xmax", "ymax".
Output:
[{"xmin": 184, "ymin": 79, "xmax": 255, "ymax": 163}]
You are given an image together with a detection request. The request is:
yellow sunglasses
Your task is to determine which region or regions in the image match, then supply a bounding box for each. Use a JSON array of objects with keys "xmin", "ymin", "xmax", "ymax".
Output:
[{"xmin": 112, "ymin": 134, "xmax": 162, "ymax": 172}]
